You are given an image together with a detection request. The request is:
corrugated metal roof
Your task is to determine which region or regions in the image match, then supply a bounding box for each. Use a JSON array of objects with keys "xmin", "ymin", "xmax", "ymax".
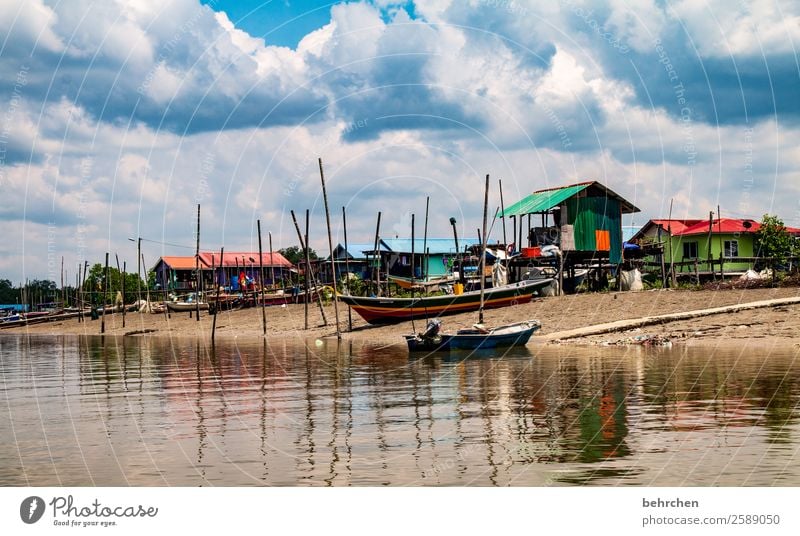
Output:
[
  {"xmin": 499, "ymin": 183, "xmax": 590, "ymax": 217},
  {"xmin": 158, "ymin": 256, "xmax": 207, "ymax": 270},
  {"xmin": 499, "ymin": 181, "xmax": 640, "ymax": 216},
  {"xmin": 198, "ymin": 252, "xmax": 292, "ymax": 268}
]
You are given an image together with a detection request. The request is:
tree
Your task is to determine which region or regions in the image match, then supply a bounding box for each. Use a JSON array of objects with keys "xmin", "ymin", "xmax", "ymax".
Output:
[
  {"xmin": 279, "ymin": 246, "xmax": 317, "ymax": 265},
  {"xmin": 82, "ymin": 263, "xmax": 146, "ymax": 303},
  {"xmin": 756, "ymin": 214, "xmax": 793, "ymax": 265}
]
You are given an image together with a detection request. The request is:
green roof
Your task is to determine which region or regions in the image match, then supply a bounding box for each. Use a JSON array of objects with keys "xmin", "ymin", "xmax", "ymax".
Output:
[{"xmin": 499, "ymin": 183, "xmax": 590, "ymax": 217}]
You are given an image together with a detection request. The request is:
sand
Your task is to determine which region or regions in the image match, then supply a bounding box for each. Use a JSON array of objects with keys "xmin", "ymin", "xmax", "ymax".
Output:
[{"xmin": 3, "ymin": 286, "xmax": 799, "ymax": 347}]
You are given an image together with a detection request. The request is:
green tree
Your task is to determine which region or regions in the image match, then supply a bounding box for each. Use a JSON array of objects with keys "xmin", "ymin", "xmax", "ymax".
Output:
[
  {"xmin": 279, "ymin": 246, "xmax": 317, "ymax": 265},
  {"xmin": 82, "ymin": 263, "xmax": 146, "ymax": 303},
  {"xmin": 756, "ymin": 214, "xmax": 793, "ymax": 265},
  {"xmin": 0, "ymin": 279, "xmax": 16, "ymax": 303}
]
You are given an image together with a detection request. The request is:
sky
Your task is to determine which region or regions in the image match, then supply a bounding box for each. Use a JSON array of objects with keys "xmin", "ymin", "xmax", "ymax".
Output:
[{"xmin": 1, "ymin": 0, "xmax": 799, "ymax": 284}]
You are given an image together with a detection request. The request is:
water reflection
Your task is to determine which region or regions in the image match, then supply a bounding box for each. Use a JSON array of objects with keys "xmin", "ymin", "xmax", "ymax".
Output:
[{"xmin": 1, "ymin": 335, "xmax": 799, "ymax": 486}]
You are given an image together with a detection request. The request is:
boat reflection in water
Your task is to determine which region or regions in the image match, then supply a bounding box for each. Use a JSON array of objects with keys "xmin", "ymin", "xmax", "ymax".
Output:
[{"xmin": 1, "ymin": 334, "xmax": 800, "ymax": 486}]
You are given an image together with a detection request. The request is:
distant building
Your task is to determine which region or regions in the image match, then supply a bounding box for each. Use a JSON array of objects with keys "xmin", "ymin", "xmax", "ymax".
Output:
[
  {"xmin": 152, "ymin": 252, "xmax": 294, "ymax": 291},
  {"xmin": 631, "ymin": 218, "xmax": 800, "ymax": 275}
]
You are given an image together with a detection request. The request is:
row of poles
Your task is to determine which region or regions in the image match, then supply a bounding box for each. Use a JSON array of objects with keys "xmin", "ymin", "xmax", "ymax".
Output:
[{"xmin": 65, "ymin": 160, "xmax": 518, "ymax": 341}]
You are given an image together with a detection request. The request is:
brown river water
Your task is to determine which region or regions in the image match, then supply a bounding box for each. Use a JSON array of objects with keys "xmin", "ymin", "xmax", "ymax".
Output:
[{"xmin": 1, "ymin": 335, "xmax": 799, "ymax": 486}]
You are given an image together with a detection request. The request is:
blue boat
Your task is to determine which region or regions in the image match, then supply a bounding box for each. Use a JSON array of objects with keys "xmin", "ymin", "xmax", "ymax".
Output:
[{"xmin": 405, "ymin": 318, "xmax": 541, "ymax": 352}]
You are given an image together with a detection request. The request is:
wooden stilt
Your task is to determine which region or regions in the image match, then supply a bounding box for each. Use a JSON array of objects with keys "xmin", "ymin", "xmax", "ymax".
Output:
[
  {"xmin": 102, "ymin": 252, "xmax": 108, "ymax": 334},
  {"xmin": 318, "ymin": 158, "xmax": 341, "ymax": 339},
  {"xmin": 212, "ymin": 248, "xmax": 224, "ymax": 343},
  {"xmin": 257, "ymin": 219, "xmax": 267, "ymax": 336},
  {"xmin": 195, "ymin": 204, "xmax": 201, "ymax": 321},
  {"xmin": 342, "ymin": 206, "xmax": 352, "ymax": 331},
  {"xmin": 372, "ymin": 212, "xmax": 382, "ymax": 296},
  {"xmin": 479, "ymin": 175, "xmax": 489, "ymax": 324}
]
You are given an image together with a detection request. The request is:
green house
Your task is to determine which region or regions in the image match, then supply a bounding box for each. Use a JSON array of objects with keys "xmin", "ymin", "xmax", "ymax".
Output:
[
  {"xmin": 631, "ymin": 218, "xmax": 780, "ymax": 275},
  {"xmin": 500, "ymin": 181, "xmax": 640, "ymax": 264}
]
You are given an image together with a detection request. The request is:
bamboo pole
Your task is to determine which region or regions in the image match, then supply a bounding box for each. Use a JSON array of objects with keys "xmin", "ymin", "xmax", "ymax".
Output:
[
  {"xmin": 115, "ymin": 254, "xmax": 124, "ymax": 328},
  {"xmin": 319, "ymin": 158, "xmax": 341, "ymax": 339},
  {"xmin": 499, "ymin": 179, "xmax": 507, "ymax": 254},
  {"xmin": 212, "ymin": 248, "xmax": 224, "ymax": 343},
  {"xmin": 304, "ymin": 210, "xmax": 310, "ymax": 330},
  {"xmin": 667, "ymin": 198, "xmax": 676, "ymax": 287},
  {"xmin": 195, "ymin": 204, "xmax": 201, "ymax": 321},
  {"xmin": 76, "ymin": 264, "xmax": 82, "ymax": 323},
  {"xmin": 60, "ymin": 256, "xmax": 64, "ymax": 307},
  {"xmin": 372, "ymin": 212, "xmax": 382, "ymax": 296},
  {"xmin": 422, "ymin": 196, "xmax": 429, "ymax": 282},
  {"xmin": 257, "ymin": 219, "xmax": 267, "ymax": 336},
  {"xmin": 479, "ymin": 174, "xmax": 489, "ymax": 324},
  {"xmin": 342, "ymin": 206, "xmax": 352, "ymax": 331},
  {"xmin": 290, "ymin": 209, "xmax": 328, "ymax": 326},
  {"xmin": 102, "ymin": 252, "xmax": 108, "ymax": 334},
  {"xmin": 81, "ymin": 261, "xmax": 88, "ymax": 321},
  {"xmin": 122, "ymin": 261, "xmax": 126, "ymax": 327},
  {"xmin": 268, "ymin": 231, "xmax": 275, "ymax": 289},
  {"xmin": 411, "ymin": 212, "xmax": 416, "ymax": 333}
]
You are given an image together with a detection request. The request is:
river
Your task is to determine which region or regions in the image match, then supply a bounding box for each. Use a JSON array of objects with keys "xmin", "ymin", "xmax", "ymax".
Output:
[{"xmin": 1, "ymin": 335, "xmax": 799, "ymax": 486}]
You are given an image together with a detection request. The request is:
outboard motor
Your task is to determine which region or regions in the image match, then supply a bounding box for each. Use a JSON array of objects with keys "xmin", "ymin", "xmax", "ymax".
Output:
[{"xmin": 422, "ymin": 319, "xmax": 442, "ymax": 338}]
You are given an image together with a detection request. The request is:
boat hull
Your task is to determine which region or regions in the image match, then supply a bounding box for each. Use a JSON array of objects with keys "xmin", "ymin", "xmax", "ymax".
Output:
[
  {"xmin": 339, "ymin": 279, "xmax": 551, "ymax": 324},
  {"xmin": 166, "ymin": 302, "xmax": 210, "ymax": 312},
  {"xmin": 405, "ymin": 321, "xmax": 540, "ymax": 352}
]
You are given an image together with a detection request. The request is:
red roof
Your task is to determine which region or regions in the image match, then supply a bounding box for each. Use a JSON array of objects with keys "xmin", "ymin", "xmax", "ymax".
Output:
[
  {"xmin": 648, "ymin": 219, "xmax": 705, "ymax": 235},
  {"xmin": 673, "ymin": 218, "xmax": 761, "ymax": 236},
  {"xmin": 197, "ymin": 251, "xmax": 293, "ymax": 268},
  {"xmin": 158, "ymin": 252, "xmax": 293, "ymax": 270},
  {"xmin": 159, "ymin": 256, "xmax": 208, "ymax": 270}
]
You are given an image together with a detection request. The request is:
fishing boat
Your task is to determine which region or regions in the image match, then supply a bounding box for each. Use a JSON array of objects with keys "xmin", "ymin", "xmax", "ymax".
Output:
[
  {"xmin": 405, "ymin": 318, "xmax": 541, "ymax": 352},
  {"xmin": 337, "ymin": 278, "xmax": 552, "ymax": 324},
  {"xmin": 388, "ymin": 274, "xmax": 455, "ymax": 290},
  {"xmin": 165, "ymin": 301, "xmax": 210, "ymax": 312}
]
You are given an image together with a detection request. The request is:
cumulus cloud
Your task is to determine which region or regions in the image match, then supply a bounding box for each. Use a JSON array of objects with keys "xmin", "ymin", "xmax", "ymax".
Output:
[{"xmin": 2, "ymin": 0, "xmax": 800, "ymax": 284}]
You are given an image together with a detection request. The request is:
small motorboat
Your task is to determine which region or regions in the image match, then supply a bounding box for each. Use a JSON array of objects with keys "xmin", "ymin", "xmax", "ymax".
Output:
[
  {"xmin": 165, "ymin": 301, "xmax": 210, "ymax": 312},
  {"xmin": 405, "ymin": 318, "xmax": 541, "ymax": 352}
]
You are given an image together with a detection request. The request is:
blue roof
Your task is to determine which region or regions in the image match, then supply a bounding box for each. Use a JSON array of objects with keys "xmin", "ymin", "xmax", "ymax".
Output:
[
  {"xmin": 328, "ymin": 241, "xmax": 390, "ymax": 261},
  {"xmin": 380, "ymin": 238, "xmax": 481, "ymax": 254}
]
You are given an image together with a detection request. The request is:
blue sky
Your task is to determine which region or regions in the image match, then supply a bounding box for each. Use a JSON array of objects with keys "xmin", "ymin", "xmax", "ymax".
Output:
[{"xmin": 1, "ymin": 0, "xmax": 799, "ymax": 284}]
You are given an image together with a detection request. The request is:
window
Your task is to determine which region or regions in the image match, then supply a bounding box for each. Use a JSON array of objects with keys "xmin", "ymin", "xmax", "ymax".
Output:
[
  {"xmin": 682, "ymin": 241, "xmax": 698, "ymax": 259},
  {"xmin": 724, "ymin": 240, "xmax": 739, "ymax": 258}
]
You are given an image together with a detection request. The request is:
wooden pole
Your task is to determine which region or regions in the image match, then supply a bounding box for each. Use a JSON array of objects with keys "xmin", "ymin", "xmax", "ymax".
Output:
[
  {"xmin": 212, "ymin": 248, "xmax": 224, "ymax": 343},
  {"xmin": 342, "ymin": 206, "xmax": 352, "ymax": 331},
  {"xmin": 304, "ymin": 211, "xmax": 310, "ymax": 330},
  {"xmin": 60, "ymin": 256, "xmax": 64, "ymax": 307},
  {"xmin": 81, "ymin": 260, "xmax": 88, "ymax": 320},
  {"xmin": 195, "ymin": 204, "xmax": 201, "ymax": 321},
  {"xmin": 115, "ymin": 254, "xmax": 124, "ymax": 328},
  {"xmin": 707, "ymin": 211, "xmax": 714, "ymax": 280},
  {"xmin": 422, "ymin": 196, "xmax": 429, "ymax": 282},
  {"xmin": 667, "ymin": 198, "xmax": 676, "ymax": 287},
  {"xmin": 76, "ymin": 264, "xmax": 82, "ymax": 323},
  {"xmin": 102, "ymin": 252, "xmax": 108, "ymax": 334},
  {"xmin": 257, "ymin": 219, "xmax": 267, "ymax": 336},
  {"xmin": 411, "ymin": 213, "xmax": 416, "ymax": 332},
  {"xmin": 717, "ymin": 205, "xmax": 723, "ymax": 279},
  {"xmin": 290, "ymin": 209, "xmax": 327, "ymax": 326},
  {"xmin": 268, "ymin": 231, "xmax": 275, "ymax": 289},
  {"xmin": 499, "ymin": 179, "xmax": 507, "ymax": 253},
  {"xmin": 372, "ymin": 212, "xmax": 382, "ymax": 296},
  {"xmin": 479, "ymin": 174, "xmax": 489, "ymax": 324},
  {"xmin": 319, "ymin": 158, "xmax": 341, "ymax": 339},
  {"xmin": 122, "ymin": 261, "xmax": 126, "ymax": 328},
  {"xmin": 136, "ymin": 238, "xmax": 142, "ymax": 306}
]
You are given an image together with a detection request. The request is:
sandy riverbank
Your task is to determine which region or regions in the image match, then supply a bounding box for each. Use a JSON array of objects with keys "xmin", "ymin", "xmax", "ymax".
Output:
[{"xmin": 3, "ymin": 286, "xmax": 800, "ymax": 347}]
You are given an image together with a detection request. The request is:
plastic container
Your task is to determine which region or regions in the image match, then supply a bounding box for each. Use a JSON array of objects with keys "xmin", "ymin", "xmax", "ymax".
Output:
[
  {"xmin": 521, "ymin": 247, "xmax": 541, "ymax": 258},
  {"xmin": 453, "ymin": 283, "xmax": 464, "ymax": 295}
]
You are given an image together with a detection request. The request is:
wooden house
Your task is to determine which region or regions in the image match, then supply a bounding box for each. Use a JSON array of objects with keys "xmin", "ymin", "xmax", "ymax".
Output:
[
  {"xmin": 632, "ymin": 218, "xmax": 800, "ymax": 276},
  {"xmin": 152, "ymin": 252, "xmax": 293, "ymax": 292},
  {"xmin": 499, "ymin": 181, "xmax": 640, "ymax": 266}
]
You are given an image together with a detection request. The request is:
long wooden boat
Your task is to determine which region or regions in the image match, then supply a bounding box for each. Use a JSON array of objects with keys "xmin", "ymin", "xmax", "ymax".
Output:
[
  {"xmin": 337, "ymin": 279, "xmax": 552, "ymax": 324},
  {"xmin": 406, "ymin": 319, "xmax": 541, "ymax": 352}
]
